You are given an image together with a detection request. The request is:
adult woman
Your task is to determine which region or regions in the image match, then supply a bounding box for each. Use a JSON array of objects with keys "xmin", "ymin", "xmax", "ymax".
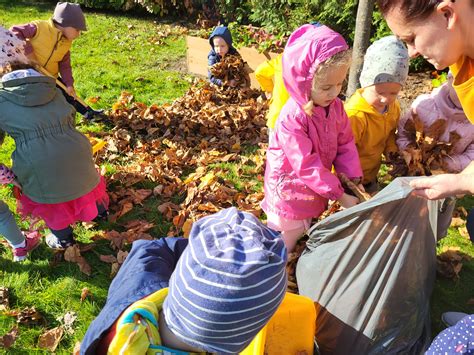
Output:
[{"xmin": 377, "ymin": 0, "xmax": 474, "ymax": 200}]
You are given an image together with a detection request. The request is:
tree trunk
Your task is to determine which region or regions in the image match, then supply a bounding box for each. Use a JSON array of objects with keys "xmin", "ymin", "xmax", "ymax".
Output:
[{"xmin": 347, "ymin": 0, "xmax": 375, "ymax": 97}]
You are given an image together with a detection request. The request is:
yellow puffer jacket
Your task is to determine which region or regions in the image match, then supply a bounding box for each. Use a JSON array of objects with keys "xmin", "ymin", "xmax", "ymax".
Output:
[
  {"xmin": 29, "ymin": 19, "xmax": 72, "ymax": 77},
  {"xmin": 345, "ymin": 89, "xmax": 400, "ymax": 184},
  {"xmin": 255, "ymin": 54, "xmax": 290, "ymax": 129}
]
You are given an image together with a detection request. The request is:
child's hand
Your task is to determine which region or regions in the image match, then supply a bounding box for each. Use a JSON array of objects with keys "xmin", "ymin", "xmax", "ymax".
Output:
[
  {"xmin": 337, "ymin": 193, "xmax": 360, "ymax": 209},
  {"xmin": 66, "ymin": 86, "xmax": 77, "ymax": 99}
]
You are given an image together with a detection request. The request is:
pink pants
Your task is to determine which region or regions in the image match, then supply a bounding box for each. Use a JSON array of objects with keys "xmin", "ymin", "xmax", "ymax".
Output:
[{"xmin": 266, "ymin": 211, "xmax": 312, "ymax": 252}]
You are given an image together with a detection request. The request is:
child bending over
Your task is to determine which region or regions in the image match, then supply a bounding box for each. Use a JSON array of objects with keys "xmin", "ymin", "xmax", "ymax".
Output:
[
  {"xmin": 261, "ymin": 24, "xmax": 363, "ymax": 252},
  {"xmin": 0, "ymin": 56, "xmax": 108, "ymax": 249},
  {"xmin": 79, "ymin": 208, "xmax": 287, "ymax": 354},
  {"xmin": 345, "ymin": 36, "xmax": 409, "ymax": 192}
]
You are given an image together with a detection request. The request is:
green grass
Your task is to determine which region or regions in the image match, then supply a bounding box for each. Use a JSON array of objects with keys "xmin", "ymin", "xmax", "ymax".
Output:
[{"xmin": 0, "ymin": 1, "xmax": 473, "ymax": 352}]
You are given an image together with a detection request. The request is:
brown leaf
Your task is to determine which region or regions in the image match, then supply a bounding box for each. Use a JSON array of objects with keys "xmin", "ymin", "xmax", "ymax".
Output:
[
  {"xmin": 117, "ymin": 250, "xmax": 129, "ymax": 264},
  {"xmin": 0, "ymin": 326, "xmax": 19, "ymax": 349},
  {"xmin": 99, "ymin": 255, "xmax": 118, "ymax": 264},
  {"xmin": 110, "ymin": 263, "xmax": 120, "ymax": 278},
  {"xmin": 80, "ymin": 287, "xmax": 91, "ymax": 302},
  {"xmin": 64, "ymin": 245, "xmax": 92, "ymax": 276},
  {"xmin": 73, "ymin": 341, "xmax": 81, "ymax": 355},
  {"xmin": 182, "ymin": 219, "xmax": 193, "ymax": 238},
  {"xmin": 38, "ymin": 326, "xmax": 63, "ymax": 352},
  {"xmin": 17, "ymin": 307, "xmax": 43, "ymax": 325},
  {"xmin": 0, "ymin": 287, "xmax": 9, "ymax": 311}
]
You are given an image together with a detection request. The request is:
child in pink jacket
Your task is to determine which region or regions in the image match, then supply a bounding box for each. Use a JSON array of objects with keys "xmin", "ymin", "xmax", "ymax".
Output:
[
  {"xmin": 397, "ymin": 74, "xmax": 474, "ymax": 173},
  {"xmin": 261, "ymin": 24, "xmax": 363, "ymax": 251}
]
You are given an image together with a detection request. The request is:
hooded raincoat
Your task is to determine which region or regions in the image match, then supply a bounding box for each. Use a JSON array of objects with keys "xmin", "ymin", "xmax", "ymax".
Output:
[
  {"xmin": 397, "ymin": 83, "xmax": 474, "ymax": 173},
  {"xmin": 345, "ymin": 89, "xmax": 400, "ymax": 184},
  {"xmin": 207, "ymin": 26, "xmax": 239, "ymax": 86},
  {"xmin": 0, "ymin": 70, "xmax": 99, "ymax": 204},
  {"xmin": 261, "ymin": 24, "xmax": 362, "ymax": 221}
]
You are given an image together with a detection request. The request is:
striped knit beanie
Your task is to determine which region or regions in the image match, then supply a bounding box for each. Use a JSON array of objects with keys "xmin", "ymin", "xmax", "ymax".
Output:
[{"xmin": 163, "ymin": 207, "xmax": 287, "ymax": 354}]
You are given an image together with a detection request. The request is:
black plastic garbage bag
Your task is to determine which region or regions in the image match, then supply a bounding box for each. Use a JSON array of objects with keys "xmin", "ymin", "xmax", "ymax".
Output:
[{"xmin": 296, "ymin": 177, "xmax": 443, "ymax": 355}]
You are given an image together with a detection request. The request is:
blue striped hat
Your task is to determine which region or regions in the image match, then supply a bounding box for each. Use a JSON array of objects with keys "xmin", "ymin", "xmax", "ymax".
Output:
[{"xmin": 163, "ymin": 207, "xmax": 287, "ymax": 354}]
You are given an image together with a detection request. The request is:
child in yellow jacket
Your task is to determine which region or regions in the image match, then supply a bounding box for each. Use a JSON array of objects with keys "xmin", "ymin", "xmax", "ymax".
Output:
[
  {"xmin": 345, "ymin": 36, "xmax": 409, "ymax": 191},
  {"xmin": 255, "ymin": 54, "xmax": 290, "ymax": 131}
]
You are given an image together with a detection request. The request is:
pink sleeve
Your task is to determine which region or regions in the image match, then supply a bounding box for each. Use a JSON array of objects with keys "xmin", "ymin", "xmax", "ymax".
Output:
[
  {"xmin": 278, "ymin": 112, "xmax": 344, "ymax": 200},
  {"xmin": 9, "ymin": 24, "xmax": 37, "ymax": 55},
  {"xmin": 333, "ymin": 108, "xmax": 363, "ymax": 179},
  {"xmin": 444, "ymin": 142, "xmax": 474, "ymax": 172},
  {"xmin": 58, "ymin": 51, "xmax": 74, "ymax": 87}
]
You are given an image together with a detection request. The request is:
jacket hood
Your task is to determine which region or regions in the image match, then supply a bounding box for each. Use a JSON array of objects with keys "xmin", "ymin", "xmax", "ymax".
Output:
[
  {"xmin": 282, "ymin": 24, "xmax": 348, "ymax": 108},
  {"xmin": 0, "ymin": 73, "xmax": 57, "ymax": 107},
  {"xmin": 209, "ymin": 26, "xmax": 234, "ymax": 49},
  {"xmin": 433, "ymin": 83, "xmax": 467, "ymax": 122}
]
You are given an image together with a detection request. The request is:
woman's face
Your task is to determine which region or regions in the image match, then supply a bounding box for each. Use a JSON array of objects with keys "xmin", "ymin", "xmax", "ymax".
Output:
[{"xmin": 384, "ymin": 4, "xmax": 463, "ymax": 70}]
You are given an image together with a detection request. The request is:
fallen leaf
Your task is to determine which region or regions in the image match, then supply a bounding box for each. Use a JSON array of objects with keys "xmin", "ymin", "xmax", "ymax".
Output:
[
  {"xmin": 80, "ymin": 288, "xmax": 91, "ymax": 302},
  {"xmin": 117, "ymin": 250, "xmax": 129, "ymax": 264},
  {"xmin": 73, "ymin": 341, "xmax": 81, "ymax": 355},
  {"xmin": 0, "ymin": 287, "xmax": 9, "ymax": 311},
  {"xmin": 450, "ymin": 217, "xmax": 465, "ymax": 228},
  {"xmin": 57, "ymin": 311, "xmax": 77, "ymax": 335},
  {"xmin": 99, "ymin": 255, "xmax": 117, "ymax": 264},
  {"xmin": 110, "ymin": 262, "xmax": 120, "ymax": 278},
  {"xmin": 38, "ymin": 326, "xmax": 63, "ymax": 352},
  {"xmin": 17, "ymin": 307, "xmax": 43, "ymax": 325},
  {"xmin": 182, "ymin": 219, "xmax": 193, "ymax": 238},
  {"xmin": 0, "ymin": 326, "xmax": 19, "ymax": 348}
]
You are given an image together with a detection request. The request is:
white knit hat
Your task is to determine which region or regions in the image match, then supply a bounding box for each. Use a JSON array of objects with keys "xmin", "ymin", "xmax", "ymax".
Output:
[
  {"xmin": 0, "ymin": 26, "xmax": 28, "ymax": 66},
  {"xmin": 359, "ymin": 35, "xmax": 409, "ymax": 88}
]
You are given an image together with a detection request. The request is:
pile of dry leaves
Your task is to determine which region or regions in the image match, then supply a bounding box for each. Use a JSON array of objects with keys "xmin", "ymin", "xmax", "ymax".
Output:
[
  {"xmin": 209, "ymin": 54, "xmax": 251, "ymax": 87},
  {"xmin": 389, "ymin": 116, "xmax": 460, "ymax": 177}
]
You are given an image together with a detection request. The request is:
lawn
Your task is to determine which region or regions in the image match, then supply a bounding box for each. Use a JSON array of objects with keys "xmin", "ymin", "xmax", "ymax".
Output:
[{"xmin": 0, "ymin": 1, "xmax": 473, "ymax": 353}]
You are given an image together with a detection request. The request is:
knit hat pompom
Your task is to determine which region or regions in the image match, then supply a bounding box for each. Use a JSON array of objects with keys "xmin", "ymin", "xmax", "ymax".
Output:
[{"xmin": 163, "ymin": 207, "xmax": 287, "ymax": 354}]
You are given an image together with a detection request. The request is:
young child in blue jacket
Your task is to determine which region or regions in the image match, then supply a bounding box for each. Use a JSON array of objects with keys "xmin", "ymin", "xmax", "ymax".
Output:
[{"xmin": 207, "ymin": 25, "xmax": 240, "ymax": 87}]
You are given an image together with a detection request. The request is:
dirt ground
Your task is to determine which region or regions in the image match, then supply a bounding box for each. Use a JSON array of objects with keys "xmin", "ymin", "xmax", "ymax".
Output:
[{"xmin": 398, "ymin": 71, "xmax": 433, "ymax": 113}]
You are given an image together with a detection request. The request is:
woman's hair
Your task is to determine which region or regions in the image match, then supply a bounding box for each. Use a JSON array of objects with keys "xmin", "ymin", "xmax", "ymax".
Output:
[
  {"xmin": 303, "ymin": 49, "xmax": 352, "ymax": 115},
  {"xmin": 0, "ymin": 61, "xmax": 34, "ymax": 77},
  {"xmin": 376, "ymin": 0, "xmax": 441, "ymax": 22}
]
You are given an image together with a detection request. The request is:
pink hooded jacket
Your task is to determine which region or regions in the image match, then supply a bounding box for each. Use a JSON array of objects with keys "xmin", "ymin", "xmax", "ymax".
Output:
[
  {"xmin": 261, "ymin": 24, "xmax": 362, "ymax": 220},
  {"xmin": 397, "ymin": 82, "xmax": 474, "ymax": 173}
]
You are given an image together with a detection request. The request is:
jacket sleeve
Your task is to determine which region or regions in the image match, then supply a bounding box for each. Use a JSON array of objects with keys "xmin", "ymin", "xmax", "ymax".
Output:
[
  {"xmin": 333, "ymin": 109, "xmax": 363, "ymax": 179},
  {"xmin": 278, "ymin": 112, "xmax": 344, "ymax": 200},
  {"xmin": 9, "ymin": 23, "xmax": 37, "ymax": 55},
  {"xmin": 207, "ymin": 52, "xmax": 223, "ymax": 86},
  {"xmin": 58, "ymin": 51, "xmax": 74, "ymax": 87},
  {"xmin": 444, "ymin": 140, "xmax": 474, "ymax": 172},
  {"xmin": 255, "ymin": 58, "xmax": 276, "ymax": 93}
]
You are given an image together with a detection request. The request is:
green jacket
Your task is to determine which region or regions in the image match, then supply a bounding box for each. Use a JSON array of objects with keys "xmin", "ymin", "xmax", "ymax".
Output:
[{"xmin": 0, "ymin": 74, "xmax": 99, "ymax": 204}]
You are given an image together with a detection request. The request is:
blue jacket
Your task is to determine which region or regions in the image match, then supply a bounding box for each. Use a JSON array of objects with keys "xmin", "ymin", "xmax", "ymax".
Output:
[
  {"xmin": 207, "ymin": 26, "xmax": 239, "ymax": 86},
  {"xmin": 80, "ymin": 238, "xmax": 189, "ymax": 354}
]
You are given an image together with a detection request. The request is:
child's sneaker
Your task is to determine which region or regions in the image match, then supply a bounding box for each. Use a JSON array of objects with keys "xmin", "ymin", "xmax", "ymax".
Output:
[
  {"xmin": 45, "ymin": 233, "xmax": 75, "ymax": 250},
  {"xmin": 13, "ymin": 232, "xmax": 41, "ymax": 262}
]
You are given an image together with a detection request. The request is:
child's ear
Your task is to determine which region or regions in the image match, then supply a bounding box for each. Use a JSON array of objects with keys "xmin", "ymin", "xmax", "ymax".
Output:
[{"xmin": 436, "ymin": 0, "xmax": 458, "ymax": 30}]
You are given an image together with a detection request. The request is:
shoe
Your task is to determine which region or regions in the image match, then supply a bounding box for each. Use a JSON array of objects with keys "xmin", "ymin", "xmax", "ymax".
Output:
[
  {"xmin": 93, "ymin": 209, "xmax": 109, "ymax": 223},
  {"xmin": 45, "ymin": 233, "xmax": 75, "ymax": 250},
  {"xmin": 441, "ymin": 312, "xmax": 469, "ymax": 327},
  {"xmin": 13, "ymin": 231, "xmax": 41, "ymax": 262}
]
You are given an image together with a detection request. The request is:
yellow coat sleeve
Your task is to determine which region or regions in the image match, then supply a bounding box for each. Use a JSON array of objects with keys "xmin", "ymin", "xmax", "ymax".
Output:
[{"xmin": 255, "ymin": 57, "xmax": 277, "ymax": 93}]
